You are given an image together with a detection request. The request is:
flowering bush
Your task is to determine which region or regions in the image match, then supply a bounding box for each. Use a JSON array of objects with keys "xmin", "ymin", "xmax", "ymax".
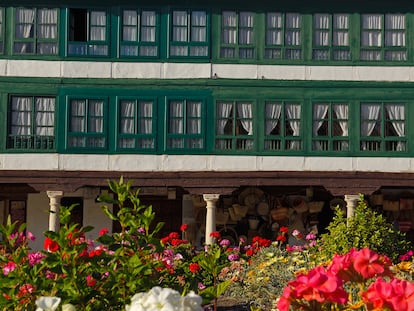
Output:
[
  {"xmin": 278, "ymin": 247, "xmax": 414, "ymax": 311},
  {"xmin": 0, "ymin": 178, "xmax": 244, "ymax": 310},
  {"xmin": 221, "ymin": 228, "xmax": 317, "ymax": 310}
]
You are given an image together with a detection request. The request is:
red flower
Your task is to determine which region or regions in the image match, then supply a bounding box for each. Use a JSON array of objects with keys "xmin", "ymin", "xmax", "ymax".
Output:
[
  {"xmin": 99, "ymin": 228, "xmax": 109, "ymax": 236},
  {"xmin": 169, "ymin": 232, "xmax": 180, "ymax": 240},
  {"xmin": 246, "ymin": 249, "xmax": 255, "ymax": 256},
  {"xmin": 189, "ymin": 262, "xmax": 200, "ymax": 274},
  {"xmin": 353, "ymin": 248, "xmax": 392, "ymax": 279},
  {"xmin": 86, "ymin": 275, "xmax": 96, "ymax": 287},
  {"xmin": 276, "ymin": 235, "xmax": 287, "ymax": 242},
  {"xmin": 210, "ymin": 231, "xmax": 221, "ymax": 239},
  {"xmin": 180, "ymin": 224, "xmax": 188, "ymax": 232},
  {"xmin": 279, "ymin": 226, "xmax": 289, "ymax": 233},
  {"xmin": 44, "ymin": 237, "xmax": 59, "ymax": 252}
]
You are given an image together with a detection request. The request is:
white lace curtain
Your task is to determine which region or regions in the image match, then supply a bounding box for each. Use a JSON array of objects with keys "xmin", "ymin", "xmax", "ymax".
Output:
[
  {"xmin": 386, "ymin": 104, "xmax": 405, "ymax": 151},
  {"xmin": 237, "ymin": 102, "xmax": 253, "ymax": 135},
  {"xmin": 70, "ymin": 100, "xmax": 103, "ymax": 133},
  {"xmin": 15, "ymin": 8, "xmax": 58, "ymax": 53},
  {"xmin": 120, "ymin": 101, "xmax": 153, "ymax": 135},
  {"xmin": 361, "ymin": 14, "xmax": 406, "ymax": 60},
  {"xmin": 222, "ymin": 11, "xmax": 254, "ymax": 44},
  {"xmin": 123, "ymin": 10, "xmax": 156, "ymax": 42},
  {"xmin": 172, "ymin": 11, "xmax": 206, "ymax": 42},
  {"xmin": 11, "ymin": 97, "xmax": 55, "ymax": 136},
  {"xmin": 265, "ymin": 103, "xmax": 282, "ymax": 135},
  {"xmin": 168, "ymin": 101, "xmax": 201, "ymax": 134},
  {"xmin": 361, "ymin": 104, "xmax": 380, "ymax": 138},
  {"xmin": 286, "ymin": 104, "xmax": 301, "ymax": 149},
  {"xmin": 313, "ymin": 14, "xmax": 349, "ymax": 46},
  {"xmin": 217, "ymin": 102, "xmax": 233, "ymax": 135},
  {"xmin": 90, "ymin": 11, "xmax": 106, "ymax": 41},
  {"xmin": 285, "ymin": 13, "xmax": 300, "ymax": 46}
]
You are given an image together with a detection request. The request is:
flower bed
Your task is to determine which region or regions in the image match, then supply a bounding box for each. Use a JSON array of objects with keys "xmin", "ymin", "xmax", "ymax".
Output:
[{"xmin": 1, "ymin": 180, "xmax": 414, "ymax": 311}]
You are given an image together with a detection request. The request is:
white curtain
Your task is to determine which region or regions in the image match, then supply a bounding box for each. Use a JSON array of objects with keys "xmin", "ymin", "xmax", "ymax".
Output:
[
  {"xmin": 314, "ymin": 14, "xmax": 329, "ymax": 46},
  {"xmin": 11, "ymin": 97, "xmax": 31, "ymax": 135},
  {"xmin": 141, "ymin": 11, "xmax": 156, "ymax": 42},
  {"xmin": 187, "ymin": 102, "xmax": 201, "ymax": 134},
  {"xmin": 239, "ymin": 12, "xmax": 254, "ymax": 44},
  {"xmin": 89, "ymin": 101, "xmax": 104, "ymax": 133},
  {"xmin": 35, "ymin": 97, "xmax": 55, "ymax": 136},
  {"xmin": 140, "ymin": 101, "xmax": 153, "ymax": 134},
  {"xmin": 313, "ymin": 104, "xmax": 329, "ymax": 135},
  {"xmin": 333, "ymin": 104, "xmax": 349, "ymax": 136},
  {"xmin": 169, "ymin": 101, "xmax": 183, "ymax": 133},
  {"xmin": 286, "ymin": 104, "xmax": 301, "ymax": 150},
  {"xmin": 172, "ymin": 11, "xmax": 187, "ymax": 42},
  {"xmin": 285, "ymin": 13, "xmax": 301, "ymax": 45},
  {"xmin": 37, "ymin": 8, "xmax": 58, "ymax": 54},
  {"xmin": 70, "ymin": 100, "xmax": 85, "ymax": 132},
  {"xmin": 123, "ymin": 10, "xmax": 137, "ymax": 41},
  {"xmin": 15, "ymin": 8, "xmax": 35, "ymax": 53},
  {"xmin": 361, "ymin": 104, "xmax": 380, "ymax": 136},
  {"xmin": 385, "ymin": 14, "xmax": 405, "ymax": 46},
  {"xmin": 333, "ymin": 104, "xmax": 349, "ymax": 150},
  {"xmin": 386, "ymin": 104, "xmax": 405, "ymax": 151},
  {"xmin": 265, "ymin": 103, "xmax": 281, "ymax": 134},
  {"xmin": 312, "ymin": 104, "xmax": 328, "ymax": 150},
  {"xmin": 361, "ymin": 14, "xmax": 382, "ymax": 61},
  {"xmin": 266, "ymin": 13, "xmax": 282, "ymax": 45},
  {"xmin": 191, "ymin": 11, "xmax": 206, "ymax": 42},
  {"xmin": 217, "ymin": 102, "xmax": 233, "ymax": 135},
  {"xmin": 37, "ymin": 9, "xmax": 57, "ymax": 39},
  {"xmin": 90, "ymin": 11, "xmax": 106, "ymax": 41},
  {"xmin": 333, "ymin": 14, "xmax": 349, "ymax": 46},
  {"xmin": 120, "ymin": 101, "xmax": 135, "ymax": 133},
  {"xmin": 237, "ymin": 102, "xmax": 253, "ymax": 135},
  {"xmin": 222, "ymin": 11, "xmax": 237, "ymax": 44}
]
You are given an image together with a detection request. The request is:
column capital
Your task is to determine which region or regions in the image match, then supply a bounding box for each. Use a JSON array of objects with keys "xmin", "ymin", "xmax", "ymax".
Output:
[
  {"xmin": 47, "ymin": 190, "xmax": 64, "ymax": 198},
  {"xmin": 203, "ymin": 194, "xmax": 220, "ymax": 202},
  {"xmin": 344, "ymin": 194, "xmax": 360, "ymax": 206}
]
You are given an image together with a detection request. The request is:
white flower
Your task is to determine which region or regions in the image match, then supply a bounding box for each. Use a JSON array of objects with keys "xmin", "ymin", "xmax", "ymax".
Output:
[
  {"xmin": 126, "ymin": 287, "xmax": 203, "ymax": 311},
  {"xmin": 181, "ymin": 291, "xmax": 203, "ymax": 311},
  {"xmin": 35, "ymin": 296, "xmax": 61, "ymax": 311},
  {"xmin": 62, "ymin": 304, "xmax": 77, "ymax": 311}
]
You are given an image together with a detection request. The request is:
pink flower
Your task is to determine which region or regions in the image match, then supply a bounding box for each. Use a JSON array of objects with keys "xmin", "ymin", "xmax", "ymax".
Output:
[
  {"xmin": 220, "ymin": 239, "xmax": 231, "ymax": 247},
  {"xmin": 228, "ymin": 253, "xmax": 239, "ymax": 261},
  {"xmin": 28, "ymin": 252, "xmax": 44, "ymax": 266},
  {"xmin": 3, "ymin": 261, "xmax": 16, "ymax": 275}
]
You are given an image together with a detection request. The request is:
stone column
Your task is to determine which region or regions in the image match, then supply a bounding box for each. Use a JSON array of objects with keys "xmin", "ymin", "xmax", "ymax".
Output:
[
  {"xmin": 203, "ymin": 194, "xmax": 220, "ymax": 245},
  {"xmin": 47, "ymin": 191, "xmax": 63, "ymax": 232},
  {"xmin": 344, "ymin": 194, "xmax": 359, "ymax": 225}
]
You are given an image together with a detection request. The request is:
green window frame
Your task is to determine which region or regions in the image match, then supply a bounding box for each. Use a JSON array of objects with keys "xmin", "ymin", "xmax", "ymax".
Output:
[
  {"xmin": 360, "ymin": 102, "xmax": 406, "ymax": 152},
  {"xmin": 117, "ymin": 97, "xmax": 156, "ymax": 151},
  {"xmin": 0, "ymin": 7, "xmax": 4, "ymax": 54},
  {"xmin": 265, "ymin": 12, "xmax": 302, "ymax": 60},
  {"xmin": 215, "ymin": 100, "xmax": 254, "ymax": 151},
  {"xmin": 360, "ymin": 14, "xmax": 407, "ymax": 61},
  {"xmin": 68, "ymin": 8, "xmax": 109, "ymax": 56},
  {"xmin": 67, "ymin": 97, "xmax": 107, "ymax": 149},
  {"xmin": 220, "ymin": 11, "xmax": 255, "ymax": 59},
  {"xmin": 13, "ymin": 7, "xmax": 59, "ymax": 55},
  {"xmin": 8, "ymin": 95, "xmax": 55, "ymax": 151},
  {"xmin": 263, "ymin": 101, "xmax": 302, "ymax": 151},
  {"xmin": 312, "ymin": 13, "xmax": 351, "ymax": 61},
  {"xmin": 169, "ymin": 9, "xmax": 209, "ymax": 58},
  {"xmin": 312, "ymin": 102, "xmax": 350, "ymax": 152},
  {"xmin": 120, "ymin": 9, "xmax": 159, "ymax": 58},
  {"xmin": 166, "ymin": 98, "xmax": 204, "ymax": 150}
]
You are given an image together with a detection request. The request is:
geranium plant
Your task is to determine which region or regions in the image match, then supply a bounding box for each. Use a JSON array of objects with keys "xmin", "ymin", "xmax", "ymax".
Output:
[{"xmin": 278, "ymin": 247, "xmax": 414, "ymax": 311}]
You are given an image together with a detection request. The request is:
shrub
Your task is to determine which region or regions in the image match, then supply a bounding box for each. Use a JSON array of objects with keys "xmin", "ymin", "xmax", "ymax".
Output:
[{"xmin": 313, "ymin": 195, "xmax": 411, "ymax": 263}]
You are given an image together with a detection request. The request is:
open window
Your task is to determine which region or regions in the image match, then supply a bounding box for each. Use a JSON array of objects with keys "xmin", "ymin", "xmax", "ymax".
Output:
[{"xmin": 68, "ymin": 8, "xmax": 108, "ymax": 56}]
